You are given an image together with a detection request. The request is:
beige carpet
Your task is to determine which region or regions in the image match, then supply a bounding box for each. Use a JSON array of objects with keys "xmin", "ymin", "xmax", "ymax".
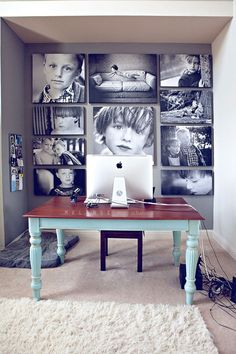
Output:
[{"xmin": 0, "ymin": 297, "xmax": 217, "ymax": 354}]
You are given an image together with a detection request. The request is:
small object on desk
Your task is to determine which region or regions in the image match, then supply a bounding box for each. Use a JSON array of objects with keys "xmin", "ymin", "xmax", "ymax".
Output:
[
  {"xmin": 86, "ymin": 202, "xmax": 99, "ymax": 208},
  {"xmin": 144, "ymin": 197, "xmax": 156, "ymax": 204},
  {"xmin": 70, "ymin": 187, "xmax": 81, "ymax": 203}
]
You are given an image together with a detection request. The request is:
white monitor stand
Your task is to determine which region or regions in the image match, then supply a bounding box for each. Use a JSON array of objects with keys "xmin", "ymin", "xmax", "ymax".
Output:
[{"xmin": 111, "ymin": 176, "xmax": 129, "ymax": 208}]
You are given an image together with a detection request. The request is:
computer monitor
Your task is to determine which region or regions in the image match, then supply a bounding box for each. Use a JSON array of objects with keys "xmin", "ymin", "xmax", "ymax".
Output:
[{"xmin": 86, "ymin": 154, "xmax": 153, "ymax": 207}]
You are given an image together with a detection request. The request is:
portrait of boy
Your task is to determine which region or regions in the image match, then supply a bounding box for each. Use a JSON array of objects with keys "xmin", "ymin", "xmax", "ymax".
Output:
[
  {"xmin": 161, "ymin": 125, "xmax": 212, "ymax": 166},
  {"xmin": 32, "ymin": 53, "xmax": 85, "ymax": 103},
  {"xmin": 160, "ymin": 54, "xmax": 212, "ymax": 88},
  {"xmin": 51, "ymin": 107, "xmax": 84, "ymax": 135},
  {"xmin": 34, "ymin": 168, "xmax": 86, "ymax": 196},
  {"xmin": 33, "ymin": 106, "xmax": 85, "ymax": 136},
  {"xmin": 93, "ymin": 106, "xmax": 154, "ymax": 157}
]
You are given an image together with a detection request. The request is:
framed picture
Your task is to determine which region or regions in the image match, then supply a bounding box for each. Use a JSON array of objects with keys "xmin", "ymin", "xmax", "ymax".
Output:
[
  {"xmin": 32, "ymin": 53, "xmax": 86, "ymax": 103},
  {"xmin": 34, "ymin": 168, "xmax": 86, "ymax": 196},
  {"xmin": 92, "ymin": 106, "xmax": 155, "ymax": 158},
  {"xmin": 161, "ymin": 170, "xmax": 213, "ymax": 195},
  {"xmin": 89, "ymin": 54, "xmax": 157, "ymax": 103},
  {"xmin": 9, "ymin": 134, "xmax": 24, "ymax": 192},
  {"xmin": 33, "ymin": 106, "xmax": 85, "ymax": 135},
  {"xmin": 32, "ymin": 137, "xmax": 86, "ymax": 166},
  {"xmin": 160, "ymin": 54, "xmax": 212, "ymax": 88},
  {"xmin": 161, "ymin": 126, "xmax": 212, "ymax": 166},
  {"xmin": 160, "ymin": 89, "xmax": 213, "ymax": 124}
]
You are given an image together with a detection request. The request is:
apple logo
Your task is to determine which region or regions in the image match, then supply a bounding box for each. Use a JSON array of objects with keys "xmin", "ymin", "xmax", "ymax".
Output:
[{"xmin": 116, "ymin": 161, "xmax": 122, "ymax": 169}]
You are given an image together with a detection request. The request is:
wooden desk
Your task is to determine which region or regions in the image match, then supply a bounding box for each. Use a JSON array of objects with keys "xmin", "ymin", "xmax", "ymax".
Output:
[{"xmin": 24, "ymin": 197, "xmax": 204, "ymax": 304}]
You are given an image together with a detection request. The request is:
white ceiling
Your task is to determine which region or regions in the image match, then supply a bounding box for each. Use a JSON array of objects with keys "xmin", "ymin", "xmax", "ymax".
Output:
[
  {"xmin": 1, "ymin": 1, "xmax": 233, "ymax": 44},
  {"xmin": 4, "ymin": 16, "xmax": 232, "ymax": 44}
]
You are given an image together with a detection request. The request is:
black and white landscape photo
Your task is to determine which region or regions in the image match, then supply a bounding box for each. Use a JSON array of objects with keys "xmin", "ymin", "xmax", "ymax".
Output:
[
  {"xmin": 32, "ymin": 137, "xmax": 86, "ymax": 166},
  {"xmin": 32, "ymin": 53, "xmax": 86, "ymax": 103},
  {"xmin": 34, "ymin": 168, "xmax": 86, "ymax": 196},
  {"xmin": 161, "ymin": 170, "xmax": 213, "ymax": 195},
  {"xmin": 160, "ymin": 90, "xmax": 213, "ymax": 124},
  {"xmin": 92, "ymin": 106, "xmax": 155, "ymax": 158},
  {"xmin": 161, "ymin": 125, "xmax": 212, "ymax": 166},
  {"xmin": 89, "ymin": 54, "xmax": 157, "ymax": 103},
  {"xmin": 33, "ymin": 106, "xmax": 85, "ymax": 135},
  {"xmin": 160, "ymin": 54, "xmax": 212, "ymax": 88}
]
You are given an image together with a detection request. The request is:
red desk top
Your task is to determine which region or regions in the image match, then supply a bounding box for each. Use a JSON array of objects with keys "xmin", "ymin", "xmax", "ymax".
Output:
[{"xmin": 24, "ymin": 197, "xmax": 204, "ymax": 221}]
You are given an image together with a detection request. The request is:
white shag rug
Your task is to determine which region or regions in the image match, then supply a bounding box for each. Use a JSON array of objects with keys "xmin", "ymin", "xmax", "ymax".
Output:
[{"xmin": 0, "ymin": 298, "xmax": 218, "ymax": 354}]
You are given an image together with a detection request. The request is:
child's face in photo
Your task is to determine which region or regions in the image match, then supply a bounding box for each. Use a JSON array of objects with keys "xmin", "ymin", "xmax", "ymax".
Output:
[
  {"xmin": 54, "ymin": 143, "xmax": 66, "ymax": 157},
  {"xmin": 42, "ymin": 139, "xmax": 53, "ymax": 153},
  {"xmin": 104, "ymin": 116, "xmax": 151, "ymax": 155},
  {"xmin": 185, "ymin": 173, "xmax": 212, "ymax": 195},
  {"xmin": 54, "ymin": 116, "xmax": 78, "ymax": 132},
  {"xmin": 56, "ymin": 169, "xmax": 74, "ymax": 187},
  {"xmin": 168, "ymin": 141, "xmax": 180, "ymax": 155},
  {"xmin": 44, "ymin": 54, "xmax": 80, "ymax": 91},
  {"xmin": 186, "ymin": 57, "xmax": 200, "ymax": 73},
  {"xmin": 177, "ymin": 131, "xmax": 191, "ymax": 146}
]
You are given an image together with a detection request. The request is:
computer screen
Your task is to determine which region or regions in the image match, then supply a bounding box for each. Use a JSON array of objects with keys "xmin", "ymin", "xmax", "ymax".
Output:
[{"xmin": 86, "ymin": 154, "xmax": 153, "ymax": 206}]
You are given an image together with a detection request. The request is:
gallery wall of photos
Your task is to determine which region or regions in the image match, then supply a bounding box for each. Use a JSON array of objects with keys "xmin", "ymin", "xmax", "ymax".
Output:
[{"xmin": 31, "ymin": 53, "xmax": 213, "ymax": 197}]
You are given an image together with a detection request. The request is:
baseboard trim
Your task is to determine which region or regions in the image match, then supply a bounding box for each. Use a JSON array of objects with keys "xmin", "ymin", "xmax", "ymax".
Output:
[{"xmin": 211, "ymin": 231, "xmax": 236, "ymax": 261}]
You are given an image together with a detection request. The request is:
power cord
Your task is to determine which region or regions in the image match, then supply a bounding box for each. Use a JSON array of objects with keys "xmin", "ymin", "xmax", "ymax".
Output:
[{"xmin": 198, "ymin": 221, "xmax": 236, "ymax": 332}]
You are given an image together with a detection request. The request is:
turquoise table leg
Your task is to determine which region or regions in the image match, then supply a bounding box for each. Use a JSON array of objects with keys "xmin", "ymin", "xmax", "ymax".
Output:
[
  {"xmin": 29, "ymin": 218, "xmax": 42, "ymax": 301},
  {"xmin": 172, "ymin": 231, "xmax": 181, "ymax": 266},
  {"xmin": 56, "ymin": 229, "xmax": 65, "ymax": 264},
  {"xmin": 184, "ymin": 220, "xmax": 200, "ymax": 305}
]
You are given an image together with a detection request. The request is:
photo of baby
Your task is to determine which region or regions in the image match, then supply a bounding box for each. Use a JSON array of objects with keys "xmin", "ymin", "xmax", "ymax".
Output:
[
  {"xmin": 93, "ymin": 106, "xmax": 154, "ymax": 157},
  {"xmin": 33, "ymin": 106, "xmax": 85, "ymax": 136},
  {"xmin": 34, "ymin": 168, "xmax": 86, "ymax": 196},
  {"xmin": 89, "ymin": 54, "xmax": 157, "ymax": 103},
  {"xmin": 32, "ymin": 53, "xmax": 85, "ymax": 103},
  {"xmin": 161, "ymin": 170, "xmax": 213, "ymax": 196},
  {"xmin": 33, "ymin": 137, "xmax": 86, "ymax": 166}
]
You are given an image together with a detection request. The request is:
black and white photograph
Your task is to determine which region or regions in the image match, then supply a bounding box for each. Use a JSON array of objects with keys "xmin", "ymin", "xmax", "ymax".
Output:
[
  {"xmin": 89, "ymin": 54, "xmax": 157, "ymax": 103},
  {"xmin": 32, "ymin": 53, "xmax": 86, "ymax": 103},
  {"xmin": 161, "ymin": 170, "xmax": 213, "ymax": 196},
  {"xmin": 160, "ymin": 54, "xmax": 212, "ymax": 88},
  {"xmin": 33, "ymin": 106, "xmax": 85, "ymax": 135},
  {"xmin": 34, "ymin": 168, "xmax": 86, "ymax": 196},
  {"xmin": 160, "ymin": 90, "xmax": 213, "ymax": 124},
  {"xmin": 33, "ymin": 137, "xmax": 86, "ymax": 166},
  {"xmin": 161, "ymin": 126, "xmax": 212, "ymax": 166},
  {"xmin": 93, "ymin": 106, "xmax": 155, "ymax": 158}
]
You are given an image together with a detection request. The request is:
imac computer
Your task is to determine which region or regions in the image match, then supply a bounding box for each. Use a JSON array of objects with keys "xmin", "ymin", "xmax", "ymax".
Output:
[{"xmin": 86, "ymin": 154, "xmax": 153, "ymax": 207}]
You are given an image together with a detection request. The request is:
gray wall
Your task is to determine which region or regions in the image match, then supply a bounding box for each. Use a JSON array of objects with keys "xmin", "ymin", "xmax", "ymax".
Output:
[
  {"xmin": 25, "ymin": 43, "xmax": 213, "ymax": 228},
  {"xmin": 0, "ymin": 23, "xmax": 213, "ymax": 246},
  {"xmin": 1, "ymin": 20, "xmax": 28, "ymax": 245}
]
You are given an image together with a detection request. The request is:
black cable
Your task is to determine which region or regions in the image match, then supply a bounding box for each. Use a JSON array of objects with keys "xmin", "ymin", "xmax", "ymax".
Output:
[
  {"xmin": 201, "ymin": 220, "xmax": 232, "ymax": 287},
  {"xmin": 210, "ymin": 304, "xmax": 236, "ymax": 332},
  {"xmin": 197, "ymin": 221, "xmax": 236, "ymax": 331}
]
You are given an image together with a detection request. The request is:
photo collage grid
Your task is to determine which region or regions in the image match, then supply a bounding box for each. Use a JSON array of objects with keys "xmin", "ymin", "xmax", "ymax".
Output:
[{"xmin": 31, "ymin": 53, "xmax": 213, "ymax": 196}]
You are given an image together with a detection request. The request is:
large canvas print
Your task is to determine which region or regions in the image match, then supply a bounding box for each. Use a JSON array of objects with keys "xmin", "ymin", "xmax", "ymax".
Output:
[
  {"xmin": 33, "ymin": 137, "xmax": 86, "ymax": 166},
  {"xmin": 93, "ymin": 106, "xmax": 155, "ymax": 158},
  {"xmin": 160, "ymin": 90, "xmax": 213, "ymax": 124},
  {"xmin": 32, "ymin": 53, "xmax": 86, "ymax": 103},
  {"xmin": 34, "ymin": 168, "xmax": 86, "ymax": 196},
  {"xmin": 33, "ymin": 106, "xmax": 85, "ymax": 135},
  {"xmin": 89, "ymin": 54, "xmax": 157, "ymax": 103},
  {"xmin": 160, "ymin": 54, "xmax": 212, "ymax": 88},
  {"xmin": 161, "ymin": 170, "xmax": 213, "ymax": 195},
  {"xmin": 161, "ymin": 126, "xmax": 212, "ymax": 166}
]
